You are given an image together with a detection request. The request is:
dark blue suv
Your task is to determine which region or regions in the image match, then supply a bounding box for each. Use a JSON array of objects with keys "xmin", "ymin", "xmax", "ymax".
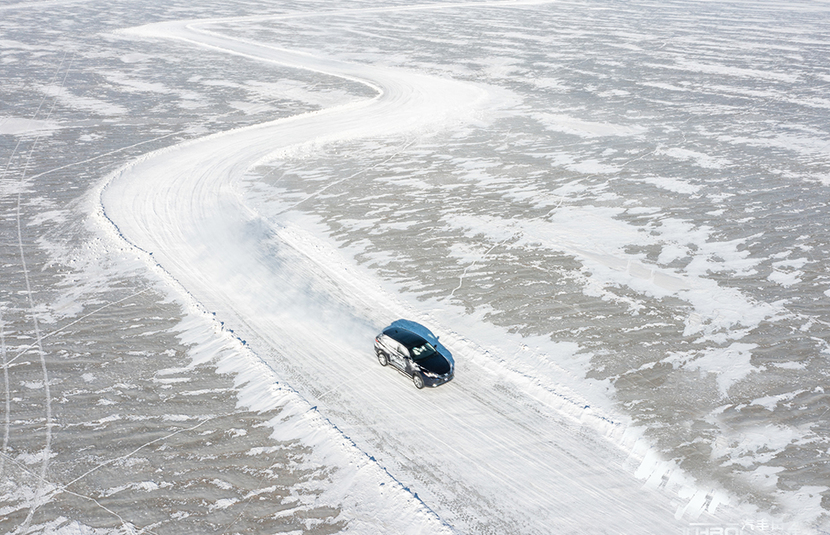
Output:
[{"xmin": 374, "ymin": 320, "xmax": 454, "ymax": 389}]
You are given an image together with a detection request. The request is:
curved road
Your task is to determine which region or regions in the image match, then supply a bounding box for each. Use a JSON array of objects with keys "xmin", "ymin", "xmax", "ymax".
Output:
[{"xmin": 101, "ymin": 11, "xmax": 731, "ymax": 534}]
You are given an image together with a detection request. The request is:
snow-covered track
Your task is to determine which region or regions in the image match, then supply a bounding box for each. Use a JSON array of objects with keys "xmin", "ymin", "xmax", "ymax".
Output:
[{"xmin": 99, "ymin": 9, "xmax": 737, "ymax": 533}]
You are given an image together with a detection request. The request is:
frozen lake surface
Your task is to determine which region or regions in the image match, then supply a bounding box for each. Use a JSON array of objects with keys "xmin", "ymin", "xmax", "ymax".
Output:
[{"xmin": 2, "ymin": 0, "xmax": 830, "ymax": 533}]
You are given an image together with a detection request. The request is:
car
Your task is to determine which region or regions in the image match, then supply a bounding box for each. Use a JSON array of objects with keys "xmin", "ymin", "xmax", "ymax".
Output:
[{"xmin": 374, "ymin": 319, "xmax": 454, "ymax": 389}]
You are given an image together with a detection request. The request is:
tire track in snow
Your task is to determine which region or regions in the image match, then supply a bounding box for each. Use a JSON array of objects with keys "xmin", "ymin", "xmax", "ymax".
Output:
[
  {"xmin": 8, "ymin": 53, "xmax": 73, "ymax": 532},
  {"xmin": 0, "ymin": 309, "xmax": 9, "ymax": 482}
]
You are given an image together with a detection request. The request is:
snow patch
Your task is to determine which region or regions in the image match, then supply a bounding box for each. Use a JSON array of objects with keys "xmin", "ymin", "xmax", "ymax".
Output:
[
  {"xmin": 0, "ymin": 116, "xmax": 61, "ymax": 137},
  {"xmin": 685, "ymin": 343, "xmax": 759, "ymax": 397}
]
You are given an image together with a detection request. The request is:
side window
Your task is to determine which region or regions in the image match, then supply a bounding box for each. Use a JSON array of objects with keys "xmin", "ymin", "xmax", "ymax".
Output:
[{"xmin": 397, "ymin": 344, "xmax": 410, "ymax": 358}]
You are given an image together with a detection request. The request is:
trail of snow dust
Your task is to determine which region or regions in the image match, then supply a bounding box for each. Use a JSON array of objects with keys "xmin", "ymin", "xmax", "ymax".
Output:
[{"xmin": 99, "ymin": 5, "xmax": 751, "ymax": 533}]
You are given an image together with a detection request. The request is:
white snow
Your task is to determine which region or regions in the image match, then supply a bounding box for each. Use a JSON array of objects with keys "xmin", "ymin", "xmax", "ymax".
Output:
[
  {"xmin": 535, "ymin": 112, "xmax": 648, "ymax": 139},
  {"xmin": 40, "ymin": 85, "xmax": 127, "ymax": 117},
  {"xmin": 0, "ymin": 116, "xmax": 61, "ymax": 137},
  {"xmin": 685, "ymin": 343, "xmax": 760, "ymax": 398},
  {"xmin": 656, "ymin": 146, "xmax": 730, "ymax": 170}
]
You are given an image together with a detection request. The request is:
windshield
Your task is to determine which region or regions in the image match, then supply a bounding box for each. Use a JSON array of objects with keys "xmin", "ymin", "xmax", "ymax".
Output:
[{"xmin": 410, "ymin": 342, "xmax": 437, "ymax": 361}]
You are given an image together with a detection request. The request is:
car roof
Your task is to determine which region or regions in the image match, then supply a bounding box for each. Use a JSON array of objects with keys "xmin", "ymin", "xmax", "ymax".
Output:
[
  {"xmin": 382, "ymin": 327, "xmax": 428, "ymax": 349},
  {"xmin": 387, "ymin": 319, "xmax": 436, "ymax": 341}
]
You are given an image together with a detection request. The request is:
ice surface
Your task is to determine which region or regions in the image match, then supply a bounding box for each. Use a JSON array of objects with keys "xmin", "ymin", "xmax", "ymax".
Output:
[{"xmin": 2, "ymin": 0, "xmax": 830, "ymax": 533}]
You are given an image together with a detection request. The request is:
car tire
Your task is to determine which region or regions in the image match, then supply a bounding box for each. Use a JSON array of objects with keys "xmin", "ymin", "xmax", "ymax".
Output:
[
  {"xmin": 413, "ymin": 372, "xmax": 425, "ymax": 389},
  {"xmin": 377, "ymin": 351, "xmax": 388, "ymax": 367}
]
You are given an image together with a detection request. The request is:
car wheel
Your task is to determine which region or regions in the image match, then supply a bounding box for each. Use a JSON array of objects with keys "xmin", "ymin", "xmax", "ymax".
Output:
[
  {"xmin": 377, "ymin": 351, "xmax": 388, "ymax": 366},
  {"xmin": 413, "ymin": 372, "xmax": 425, "ymax": 389}
]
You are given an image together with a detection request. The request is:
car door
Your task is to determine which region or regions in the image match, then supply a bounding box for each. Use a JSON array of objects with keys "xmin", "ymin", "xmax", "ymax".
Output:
[
  {"xmin": 378, "ymin": 335, "xmax": 396, "ymax": 360},
  {"xmin": 390, "ymin": 343, "xmax": 410, "ymax": 372}
]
